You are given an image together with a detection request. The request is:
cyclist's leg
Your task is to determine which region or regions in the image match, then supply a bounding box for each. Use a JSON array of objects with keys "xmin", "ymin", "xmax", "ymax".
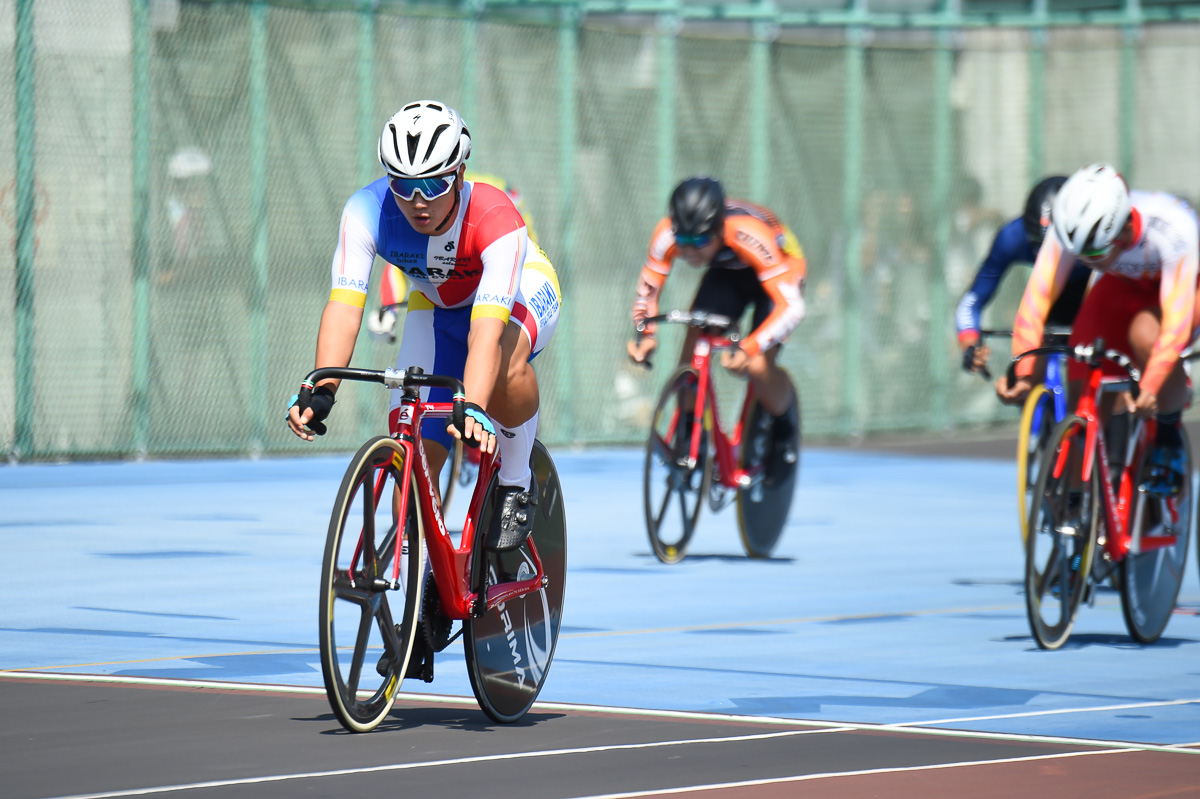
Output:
[
  {"xmin": 484, "ymin": 258, "xmax": 561, "ymax": 551},
  {"xmin": 1126, "ymin": 296, "xmax": 1189, "ymax": 494}
]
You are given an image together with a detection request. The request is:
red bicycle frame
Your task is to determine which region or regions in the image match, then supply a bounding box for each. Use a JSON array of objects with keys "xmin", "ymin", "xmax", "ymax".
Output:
[
  {"xmin": 683, "ymin": 333, "xmax": 766, "ymax": 490},
  {"xmin": 1052, "ymin": 366, "xmax": 1179, "ymax": 562},
  {"xmin": 368, "ymin": 393, "xmax": 546, "ymax": 620}
]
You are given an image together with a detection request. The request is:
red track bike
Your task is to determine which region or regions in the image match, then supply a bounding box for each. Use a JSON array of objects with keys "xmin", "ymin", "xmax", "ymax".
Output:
[
  {"xmin": 637, "ymin": 311, "xmax": 800, "ymax": 563},
  {"xmin": 296, "ymin": 365, "xmax": 567, "ymax": 731},
  {"xmin": 1011, "ymin": 339, "xmax": 1193, "ymax": 650}
]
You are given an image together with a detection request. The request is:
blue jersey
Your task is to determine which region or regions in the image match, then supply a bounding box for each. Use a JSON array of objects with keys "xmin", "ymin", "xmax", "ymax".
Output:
[{"xmin": 954, "ymin": 217, "xmax": 1088, "ymax": 340}]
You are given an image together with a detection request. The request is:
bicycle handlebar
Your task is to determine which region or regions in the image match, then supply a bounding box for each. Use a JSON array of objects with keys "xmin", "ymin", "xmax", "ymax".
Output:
[
  {"xmin": 298, "ymin": 366, "xmax": 467, "ymax": 434},
  {"xmin": 1006, "ymin": 339, "xmax": 1141, "ymax": 398},
  {"xmin": 635, "ymin": 310, "xmax": 741, "ymax": 341}
]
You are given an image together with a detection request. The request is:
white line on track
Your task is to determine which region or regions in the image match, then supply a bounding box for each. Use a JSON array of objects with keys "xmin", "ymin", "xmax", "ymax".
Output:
[
  {"xmin": 554, "ymin": 748, "xmax": 1141, "ymax": 799},
  {"xmin": 900, "ymin": 697, "xmax": 1200, "ymax": 726},
  {"xmin": 5, "ymin": 671, "xmax": 1200, "ymax": 755},
  {"xmin": 32, "ymin": 728, "xmax": 852, "ymax": 799}
]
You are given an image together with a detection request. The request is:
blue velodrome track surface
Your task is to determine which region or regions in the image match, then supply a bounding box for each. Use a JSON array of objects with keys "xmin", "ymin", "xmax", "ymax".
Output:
[{"xmin": 3, "ymin": 443, "xmax": 1200, "ymax": 797}]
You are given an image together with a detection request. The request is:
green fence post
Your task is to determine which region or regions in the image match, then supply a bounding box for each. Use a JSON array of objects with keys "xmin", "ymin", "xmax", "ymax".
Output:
[
  {"xmin": 928, "ymin": 25, "xmax": 955, "ymax": 428},
  {"xmin": 1029, "ymin": 0, "xmax": 1047, "ymax": 184},
  {"xmin": 555, "ymin": 6, "xmax": 580, "ymax": 441},
  {"xmin": 357, "ymin": 0, "xmax": 378, "ymax": 443},
  {"xmin": 249, "ymin": 2, "xmax": 270, "ymax": 453},
  {"xmin": 1119, "ymin": 0, "xmax": 1141, "ymax": 179},
  {"xmin": 840, "ymin": 27, "xmax": 865, "ymax": 437},
  {"xmin": 13, "ymin": 0, "xmax": 36, "ymax": 460},
  {"xmin": 749, "ymin": 23, "xmax": 771, "ymax": 202},
  {"xmin": 132, "ymin": 0, "xmax": 151, "ymax": 456},
  {"xmin": 656, "ymin": 11, "xmax": 678, "ymax": 202}
]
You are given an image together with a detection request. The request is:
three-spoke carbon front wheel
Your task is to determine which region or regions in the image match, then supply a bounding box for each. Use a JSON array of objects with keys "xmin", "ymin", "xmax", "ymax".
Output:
[
  {"xmin": 1121, "ymin": 428, "xmax": 1193, "ymax": 643},
  {"xmin": 644, "ymin": 367, "xmax": 711, "ymax": 564},
  {"xmin": 1025, "ymin": 416, "xmax": 1099, "ymax": 650},
  {"xmin": 319, "ymin": 436, "xmax": 425, "ymax": 732}
]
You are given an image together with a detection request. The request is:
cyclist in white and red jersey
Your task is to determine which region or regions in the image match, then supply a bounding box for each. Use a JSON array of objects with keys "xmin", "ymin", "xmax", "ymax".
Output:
[
  {"xmin": 626, "ymin": 176, "xmax": 807, "ymax": 458},
  {"xmin": 997, "ymin": 163, "xmax": 1200, "ymax": 495},
  {"xmin": 287, "ymin": 100, "xmax": 561, "ymax": 551},
  {"xmin": 366, "ymin": 171, "xmax": 545, "ymax": 344}
]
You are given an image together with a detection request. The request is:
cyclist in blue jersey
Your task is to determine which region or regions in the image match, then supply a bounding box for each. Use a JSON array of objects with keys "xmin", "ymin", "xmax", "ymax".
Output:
[
  {"xmin": 956, "ymin": 176, "xmax": 1090, "ymax": 374},
  {"xmin": 287, "ymin": 100, "xmax": 561, "ymax": 553}
]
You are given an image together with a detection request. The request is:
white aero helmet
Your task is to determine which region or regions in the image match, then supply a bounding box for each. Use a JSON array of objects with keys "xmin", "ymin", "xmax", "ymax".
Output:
[
  {"xmin": 1051, "ymin": 163, "xmax": 1132, "ymax": 257},
  {"xmin": 378, "ymin": 100, "xmax": 471, "ymax": 179}
]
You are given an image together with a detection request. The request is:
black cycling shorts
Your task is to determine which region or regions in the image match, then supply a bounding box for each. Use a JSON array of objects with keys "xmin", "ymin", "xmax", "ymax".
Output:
[
  {"xmin": 691, "ymin": 267, "xmax": 774, "ymax": 335},
  {"xmin": 1047, "ymin": 271, "xmax": 1090, "ymax": 328}
]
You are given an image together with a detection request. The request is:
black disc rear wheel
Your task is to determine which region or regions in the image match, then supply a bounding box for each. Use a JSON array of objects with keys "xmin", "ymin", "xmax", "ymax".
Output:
[
  {"xmin": 464, "ymin": 441, "xmax": 567, "ymax": 723},
  {"xmin": 1121, "ymin": 428, "xmax": 1192, "ymax": 643},
  {"xmin": 736, "ymin": 386, "xmax": 801, "ymax": 559}
]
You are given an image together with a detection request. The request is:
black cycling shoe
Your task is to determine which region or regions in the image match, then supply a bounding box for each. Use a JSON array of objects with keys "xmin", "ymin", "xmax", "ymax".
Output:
[{"xmin": 485, "ymin": 475, "xmax": 539, "ymax": 552}]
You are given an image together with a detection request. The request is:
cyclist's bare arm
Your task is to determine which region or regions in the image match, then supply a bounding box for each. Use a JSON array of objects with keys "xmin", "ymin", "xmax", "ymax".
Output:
[
  {"xmin": 287, "ymin": 299, "xmax": 362, "ymax": 440},
  {"xmin": 454, "ymin": 314, "xmax": 505, "ymax": 454}
]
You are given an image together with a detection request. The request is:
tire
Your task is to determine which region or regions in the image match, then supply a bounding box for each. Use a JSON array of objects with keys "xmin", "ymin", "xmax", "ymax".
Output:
[
  {"xmin": 1120, "ymin": 427, "xmax": 1193, "ymax": 643},
  {"xmin": 1017, "ymin": 384, "xmax": 1056, "ymax": 548},
  {"xmin": 464, "ymin": 441, "xmax": 567, "ymax": 723},
  {"xmin": 1025, "ymin": 415, "xmax": 1099, "ymax": 651},
  {"xmin": 643, "ymin": 367, "xmax": 712, "ymax": 564},
  {"xmin": 319, "ymin": 436, "xmax": 425, "ymax": 732},
  {"xmin": 736, "ymin": 386, "xmax": 800, "ymax": 559}
]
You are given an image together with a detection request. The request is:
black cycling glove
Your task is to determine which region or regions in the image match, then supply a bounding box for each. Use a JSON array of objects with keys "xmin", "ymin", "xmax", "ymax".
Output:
[
  {"xmin": 295, "ymin": 385, "xmax": 335, "ymax": 436},
  {"xmin": 449, "ymin": 401, "xmax": 496, "ymax": 449}
]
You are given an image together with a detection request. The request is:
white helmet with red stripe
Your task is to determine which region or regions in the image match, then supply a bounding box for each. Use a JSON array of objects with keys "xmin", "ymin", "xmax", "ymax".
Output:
[
  {"xmin": 1051, "ymin": 163, "xmax": 1131, "ymax": 256},
  {"xmin": 378, "ymin": 100, "xmax": 471, "ymax": 179}
]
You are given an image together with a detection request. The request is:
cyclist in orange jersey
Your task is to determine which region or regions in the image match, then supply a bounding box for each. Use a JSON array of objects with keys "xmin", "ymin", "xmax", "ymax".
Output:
[{"xmin": 627, "ymin": 176, "xmax": 807, "ymax": 459}]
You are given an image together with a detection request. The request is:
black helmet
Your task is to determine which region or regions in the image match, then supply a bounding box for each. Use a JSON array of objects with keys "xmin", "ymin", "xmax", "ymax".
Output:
[
  {"xmin": 669, "ymin": 177, "xmax": 725, "ymax": 240},
  {"xmin": 1022, "ymin": 175, "xmax": 1068, "ymax": 246}
]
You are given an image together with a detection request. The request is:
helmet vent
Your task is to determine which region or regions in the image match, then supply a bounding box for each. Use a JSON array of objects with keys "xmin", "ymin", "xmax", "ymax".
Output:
[{"xmin": 422, "ymin": 125, "xmax": 449, "ymax": 164}]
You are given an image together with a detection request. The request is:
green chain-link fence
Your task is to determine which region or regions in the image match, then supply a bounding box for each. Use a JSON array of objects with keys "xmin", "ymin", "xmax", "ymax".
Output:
[{"xmin": 3, "ymin": 0, "xmax": 1199, "ymax": 459}]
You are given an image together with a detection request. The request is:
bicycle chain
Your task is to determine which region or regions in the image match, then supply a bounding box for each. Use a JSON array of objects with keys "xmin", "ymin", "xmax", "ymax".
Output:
[{"xmin": 422, "ymin": 578, "xmax": 455, "ymax": 652}]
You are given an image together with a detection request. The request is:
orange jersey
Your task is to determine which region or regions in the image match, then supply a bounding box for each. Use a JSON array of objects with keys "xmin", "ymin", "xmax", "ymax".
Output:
[
  {"xmin": 1012, "ymin": 191, "xmax": 1199, "ymax": 395},
  {"xmin": 632, "ymin": 200, "xmax": 807, "ymax": 359}
]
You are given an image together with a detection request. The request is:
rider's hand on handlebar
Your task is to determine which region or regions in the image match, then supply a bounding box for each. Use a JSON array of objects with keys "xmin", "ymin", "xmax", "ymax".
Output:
[
  {"xmin": 720, "ymin": 346, "xmax": 750, "ymax": 377},
  {"xmin": 287, "ymin": 385, "xmax": 335, "ymax": 442},
  {"xmin": 446, "ymin": 402, "xmax": 497, "ymax": 455},
  {"xmin": 365, "ymin": 306, "xmax": 398, "ymax": 344},
  {"xmin": 627, "ymin": 337, "xmax": 656, "ymax": 368},
  {"xmin": 1129, "ymin": 388, "xmax": 1158, "ymax": 418},
  {"xmin": 960, "ymin": 342, "xmax": 991, "ymax": 375},
  {"xmin": 995, "ymin": 374, "xmax": 1033, "ymax": 406}
]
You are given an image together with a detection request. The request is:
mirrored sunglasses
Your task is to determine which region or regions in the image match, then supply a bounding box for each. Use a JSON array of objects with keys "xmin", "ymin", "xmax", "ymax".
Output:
[
  {"xmin": 388, "ymin": 174, "xmax": 455, "ymax": 202},
  {"xmin": 675, "ymin": 232, "xmax": 713, "ymax": 248},
  {"xmin": 1080, "ymin": 242, "xmax": 1114, "ymax": 262}
]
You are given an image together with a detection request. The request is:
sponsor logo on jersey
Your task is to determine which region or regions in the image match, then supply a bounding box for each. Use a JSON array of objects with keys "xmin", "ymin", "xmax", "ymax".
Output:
[
  {"xmin": 735, "ymin": 229, "xmax": 775, "ymax": 264},
  {"xmin": 335, "ymin": 276, "xmax": 370, "ymax": 292},
  {"xmin": 527, "ymin": 281, "xmax": 559, "ymax": 321},
  {"xmin": 475, "ymin": 292, "xmax": 511, "ymax": 306}
]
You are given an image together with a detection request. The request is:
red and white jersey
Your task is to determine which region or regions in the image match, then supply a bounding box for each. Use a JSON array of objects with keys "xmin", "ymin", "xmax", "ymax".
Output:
[
  {"xmin": 330, "ymin": 178, "xmax": 528, "ymax": 324},
  {"xmin": 1012, "ymin": 190, "xmax": 1200, "ymax": 394}
]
